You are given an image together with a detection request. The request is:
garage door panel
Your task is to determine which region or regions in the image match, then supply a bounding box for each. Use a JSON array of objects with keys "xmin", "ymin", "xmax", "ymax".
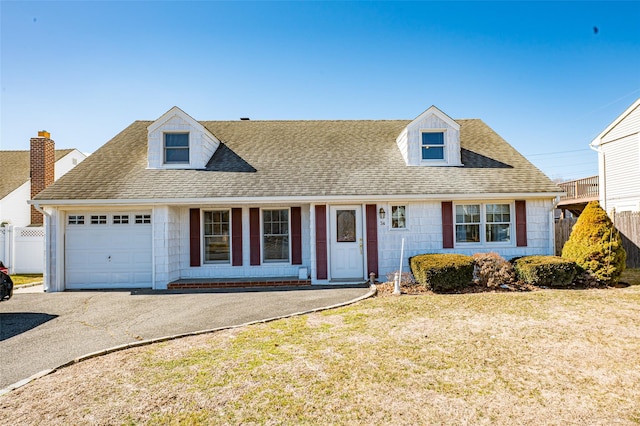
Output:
[{"xmin": 65, "ymin": 212, "xmax": 153, "ymax": 289}]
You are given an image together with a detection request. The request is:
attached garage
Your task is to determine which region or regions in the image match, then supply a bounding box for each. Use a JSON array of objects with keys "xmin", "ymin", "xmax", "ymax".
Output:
[{"xmin": 65, "ymin": 212, "xmax": 152, "ymax": 289}]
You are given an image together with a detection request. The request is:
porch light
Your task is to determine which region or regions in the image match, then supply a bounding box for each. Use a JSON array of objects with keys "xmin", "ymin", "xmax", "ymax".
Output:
[{"xmin": 379, "ymin": 207, "xmax": 386, "ymax": 219}]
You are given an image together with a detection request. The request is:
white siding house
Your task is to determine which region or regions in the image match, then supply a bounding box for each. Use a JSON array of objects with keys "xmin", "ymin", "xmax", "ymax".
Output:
[
  {"xmin": 32, "ymin": 106, "xmax": 562, "ymax": 292},
  {"xmin": 591, "ymin": 98, "xmax": 640, "ymax": 213}
]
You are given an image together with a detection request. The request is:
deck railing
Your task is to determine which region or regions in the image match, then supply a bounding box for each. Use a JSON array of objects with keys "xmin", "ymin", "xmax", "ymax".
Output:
[{"xmin": 558, "ymin": 175, "xmax": 599, "ymax": 201}]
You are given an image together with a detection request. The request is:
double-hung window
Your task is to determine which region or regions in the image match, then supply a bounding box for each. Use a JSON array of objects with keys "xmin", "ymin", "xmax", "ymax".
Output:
[
  {"xmin": 164, "ymin": 133, "xmax": 189, "ymax": 164},
  {"xmin": 263, "ymin": 209, "xmax": 289, "ymax": 262},
  {"xmin": 391, "ymin": 205, "xmax": 407, "ymax": 229},
  {"xmin": 455, "ymin": 203, "xmax": 512, "ymax": 244},
  {"xmin": 421, "ymin": 131, "xmax": 445, "ymax": 160},
  {"xmin": 204, "ymin": 210, "xmax": 230, "ymax": 263}
]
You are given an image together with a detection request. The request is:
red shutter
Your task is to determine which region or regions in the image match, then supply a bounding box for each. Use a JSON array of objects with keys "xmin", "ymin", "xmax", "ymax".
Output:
[
  {"xmin": 189, "ymin": 208, "xmax": 201, "ymax": 267},
  {"xmin": 232, "ymin": 208, "xmax": 243, "ymax": 266},
  {"xmin": 315, "ymin": 205, "xmax": 328, "ymax": 280},
  {"xmin": 291, "ymin": 207, "xmax": 302, "ymax": 265},
  {"xmin": 515, "ymin": 200, "xmax": 528, "ymax": 247},
  {"xmin": 365, "ymin": 204, "xmax": 379, "ymax": 278},
  {"xmin": 442, "ymin": 201, "xmax": 454, "ymax": 249},
  {"xmin": 250, "ymin": 208, "xmax": 260, "ymax": 265}
]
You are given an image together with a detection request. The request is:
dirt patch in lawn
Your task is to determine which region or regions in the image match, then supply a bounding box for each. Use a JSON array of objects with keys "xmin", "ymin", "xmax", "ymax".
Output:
[{"xmin": 1, "ymin": 287, "xmax": 639, "ymax": 425}]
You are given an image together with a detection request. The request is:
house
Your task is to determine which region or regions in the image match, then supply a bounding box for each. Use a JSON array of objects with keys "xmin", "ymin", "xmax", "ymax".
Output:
[
  {"xmin": 31, "ymin": 106, "xmax": 561, "ymax": 292},
  {"xmin": 590, "ymin": 98, "xmax": 640, "ymax": 213},
  {"xmin": 0, "ymin": 132, "xmax": 87, "ymax": 227}
]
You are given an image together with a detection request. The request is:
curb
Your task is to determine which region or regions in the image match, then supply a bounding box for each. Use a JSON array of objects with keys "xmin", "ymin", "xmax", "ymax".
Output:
[{"xmin": 0, "ymin": 284, "xmax": 377, "ymax": 397}]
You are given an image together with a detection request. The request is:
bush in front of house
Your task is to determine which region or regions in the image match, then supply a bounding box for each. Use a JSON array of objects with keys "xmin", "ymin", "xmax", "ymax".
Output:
[
  {"xmin": 472, "ymin": 252, "xmax": 516, "ymax": 288},
  {"xmin": 561, "ymin": 201, "xmax": 626, "ymax": 285},
  {"xmin": 409, "ymin": 253, "xmax": 474, "ymax": 292},
  {"xmin": 513, "ymin": 256, "xmax": 580, "ymax": 287}
]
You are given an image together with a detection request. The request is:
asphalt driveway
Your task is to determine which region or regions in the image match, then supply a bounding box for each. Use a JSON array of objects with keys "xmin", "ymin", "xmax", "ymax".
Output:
[{"xmin": 0, "ymin": 285, "xmax": 371, "ymax": 390}]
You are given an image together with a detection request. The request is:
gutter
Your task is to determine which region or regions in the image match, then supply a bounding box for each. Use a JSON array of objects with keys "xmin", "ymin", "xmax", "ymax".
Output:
[{"xmin": 28, "ymin": 192, "xmax": 565, "ymax": 208}]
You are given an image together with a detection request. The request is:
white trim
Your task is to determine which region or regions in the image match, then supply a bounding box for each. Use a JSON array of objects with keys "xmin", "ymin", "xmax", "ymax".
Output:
[
  {"xmin": 420, "ymin": 128, "xmax": 448, "ymax": 163},
  {"xmin": 590, "ymin": 98, "xmax": 640, "ymax": 147},
  {"xmin": 453, "ymin": 201, "xmax": 515, "ymax": 248},
  {"xmin": 261, "ymin": 206, "xmax": 292, "ymax": 265},
  {"xmin": 411, "ymin": 105, "xmax": 460, "ymax": 131},
  {"xmin": 201, "ymin": 209, "xmax": 232, "ymax": 265},
  {"xmin": 30, "ymin": 192, "xmax": 563, "ymax": 207}
]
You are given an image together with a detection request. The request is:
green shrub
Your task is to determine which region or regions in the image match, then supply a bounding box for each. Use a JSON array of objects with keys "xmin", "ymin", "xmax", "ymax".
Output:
[
  {"xmin": 409, "ymin": 253, "xmax": 474, "ymax": 292},
  {"xmin": 513, "ymin": 256, "xmax": 580, "ymax": 287},
  {"xmin": 472, "ymin": 252, "xmax": 516, "ymax": 288},
  {"xmin": 561, "ymin": 201, "xmax": 626, "ymax": 285}
]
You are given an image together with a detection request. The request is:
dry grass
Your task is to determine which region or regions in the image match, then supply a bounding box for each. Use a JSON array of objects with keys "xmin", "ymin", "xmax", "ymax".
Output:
[
  {"xmin": 1, "ymin": 287, "xmax": 640, "ymax": 425},
  {"xmin": 8, "ymin": 274, "xmax": 43, "ymax": 286}
]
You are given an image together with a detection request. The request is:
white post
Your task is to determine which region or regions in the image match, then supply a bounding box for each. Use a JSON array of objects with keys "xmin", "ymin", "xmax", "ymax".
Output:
[{"xmin": 394, "ymin": 238, "xmax": 404, "ymax": 295}]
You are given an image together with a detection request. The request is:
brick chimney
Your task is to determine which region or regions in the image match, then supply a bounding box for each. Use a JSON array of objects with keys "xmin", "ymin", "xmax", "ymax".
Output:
[{"xmin": 30, "ymin": 131, "xmax": 55, "ymax": 225}]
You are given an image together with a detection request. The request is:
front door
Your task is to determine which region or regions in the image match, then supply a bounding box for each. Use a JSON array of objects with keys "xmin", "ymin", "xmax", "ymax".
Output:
[{"xmin": 329, "ymin": 205, "xmax": 364, "ymax": 280}]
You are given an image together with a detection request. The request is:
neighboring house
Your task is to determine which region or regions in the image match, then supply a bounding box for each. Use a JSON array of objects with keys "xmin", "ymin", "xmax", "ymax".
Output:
[
  {"xmin": 0, "ymin": 132, "xmax": 87, "ymax": 227},
  {"xmin": 590, "ymin": 98, "xmax": 640, "ymax": 213},
  {"xmin": 32, "ymin": 106, "xmax": 561, "ymax": 292}
]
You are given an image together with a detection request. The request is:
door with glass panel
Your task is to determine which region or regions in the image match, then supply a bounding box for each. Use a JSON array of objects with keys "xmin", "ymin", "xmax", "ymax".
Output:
[{"xmin": 329, "ymin": 206, "xmax": 364, "ymax": 279}]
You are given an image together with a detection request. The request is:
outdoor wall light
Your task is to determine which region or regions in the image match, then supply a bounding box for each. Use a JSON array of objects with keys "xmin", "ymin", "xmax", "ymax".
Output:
[{"xmin": 379, "ymin": 207, "xmax": 386, "ymax": 219}]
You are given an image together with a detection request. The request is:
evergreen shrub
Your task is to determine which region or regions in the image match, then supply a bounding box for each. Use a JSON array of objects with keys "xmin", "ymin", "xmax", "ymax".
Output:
[
  {"xmin": 561, "ymin": 201, "xmax": 626, "ymax": 285},
  {"xmin": 513, "ymin": 256, "xmax": 580, "ymax": 287},
  {"xmin": 409, "ymin": 253, "xmax": 474, "ymax": 292}
]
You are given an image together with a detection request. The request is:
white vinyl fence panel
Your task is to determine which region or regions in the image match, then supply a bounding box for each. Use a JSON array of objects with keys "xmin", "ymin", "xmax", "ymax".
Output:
[{"xmin": 0, "ymin": 225, "xmax": 45, "ymax": 274}]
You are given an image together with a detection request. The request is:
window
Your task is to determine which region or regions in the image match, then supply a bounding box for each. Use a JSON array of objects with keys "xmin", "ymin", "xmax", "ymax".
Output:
[
  {"xmin": 135, "ymin": 214, "xmax": 151, "ymax": 224},
  {"xmin": 68, "ymin": 215, "xmax": 84, "ymax": 225},
  {"xmin": 455, "ymin": 205, "xmax": 480, "ymax": 243},
  {"xmin": 421, "ymin": 131, "xmax": 445, "ymax": 160},
  {"xmin": 204, "ymin": 210, "xmax": 230, "ymax": 263},
  {"xmin": 391, "ymin": 205, "xmax": 407, "ymax": 229},
  {"xmin": 90, "ymin": 215, "xmax": 107, "ymax": 225},
  {"xmin": 263, "ymin": 209, "xmax": 289, "ymax": 262},
  {"xmin": 113, "ymin": 215, "xmax": 129, "ymax": 224},
  {"xmin": 485, "ymin": 204, "xmax": 511, "ymax": 243},
  {"xmin": 455, "ymin": 203, "xmax": 512, "ymax": 244},
  {"xmin": 164, "ymin": 133, "xmax": 189, "ymax": 164}
]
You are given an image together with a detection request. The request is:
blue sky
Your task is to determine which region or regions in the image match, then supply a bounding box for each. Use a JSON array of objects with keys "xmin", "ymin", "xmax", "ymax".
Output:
[{"xmin": 1, "ymin": 1, "xmax": 639, "ymax": 181}]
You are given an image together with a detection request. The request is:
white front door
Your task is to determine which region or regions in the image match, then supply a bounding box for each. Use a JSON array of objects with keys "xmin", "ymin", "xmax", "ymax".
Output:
[{"xmin": 329, "ymin": 205, "xmax": 364, "ymax": 280}]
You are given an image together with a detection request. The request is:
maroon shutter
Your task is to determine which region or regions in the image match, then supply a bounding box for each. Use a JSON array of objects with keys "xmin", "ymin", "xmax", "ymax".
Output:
[
  {"xmin": 232, "ymin": 208, "xmax": 243, "ymax": 266},
  {"xmin": 189, "ymin": 208, "xmax": 201, "ymax": 267},
  {"xmin": 250, "ymin": 208, "xmax": 260, "ymax": 265},
  {"xmin": 442, "ymin": 201, "xmax": 454, "ymax": 249},
  {"xmin": 291, "ymin": 207, "xmax": 302, "ymax": 265},
  {"xmin": 315, "ymin": 205, "xmax": 328, "ymax": 279},
  {"xmin": 365, "ymin": 205, "xmax": 379, "ymax": 278},
  {"xmin": 515, "ymin": 200, "xmax": 527, "ymax": 247}
]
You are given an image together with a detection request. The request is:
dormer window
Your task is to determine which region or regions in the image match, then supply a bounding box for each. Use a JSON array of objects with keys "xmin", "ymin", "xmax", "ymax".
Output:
[
  {"xmin": 164, "ymin": 133, "xmax": 190, "ymax": 164},
  {"xmin": 421, "ymin": 131, "xmax": 445, "ymax": 161}
]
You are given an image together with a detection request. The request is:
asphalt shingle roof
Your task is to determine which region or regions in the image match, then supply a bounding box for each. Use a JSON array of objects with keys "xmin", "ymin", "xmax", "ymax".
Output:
[
  {"xmin": 34, "ymin": 119, "xmax": 560, "ymax": 202},
  {"xmin": 0, "ymin": 149, "xmax": 75, "ymax": 199}
]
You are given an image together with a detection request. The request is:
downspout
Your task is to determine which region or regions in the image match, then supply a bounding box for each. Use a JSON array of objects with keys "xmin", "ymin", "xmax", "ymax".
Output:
[
  {"xmin": 589, "ymin": 143, "xmax": 605, "ymax": 211},
  {"xmin": 31, "ymin": 202, "xmax": 52, "ymax": 292}
]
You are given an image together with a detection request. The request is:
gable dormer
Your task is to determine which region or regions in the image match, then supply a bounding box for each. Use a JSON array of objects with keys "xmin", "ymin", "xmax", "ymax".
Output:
[
  {"xmin": 396, "ymin": 105, "xmax": 462, "ymax": 167},
  {"xmin": 147, "ymin": 106, "xmax": 220, "ymax": 169}
]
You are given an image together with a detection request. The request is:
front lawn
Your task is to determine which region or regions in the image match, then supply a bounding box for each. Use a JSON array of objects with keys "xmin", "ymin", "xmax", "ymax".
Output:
[
  {"xmin": 9, "ymin": 274, "xmax": 43, "ymax": 286},
  {"xmin": 1, "ymin": 287, "xmax": 639, "ymax": 425}
]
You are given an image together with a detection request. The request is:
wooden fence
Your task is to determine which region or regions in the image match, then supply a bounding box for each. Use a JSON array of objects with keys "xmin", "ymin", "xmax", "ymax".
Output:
[{"xmin": 555, "ymin": 211, "xmax": 640, "ymax": 268}]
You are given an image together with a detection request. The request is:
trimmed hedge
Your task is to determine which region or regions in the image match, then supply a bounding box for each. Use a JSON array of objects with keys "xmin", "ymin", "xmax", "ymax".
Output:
[
  {"xmin": 409, "ymin": 253, "xmax": 474, "ymax": 293},
  {"xmin": 513, "ymin": 256, "xmax": 580, "ymax": 287}
]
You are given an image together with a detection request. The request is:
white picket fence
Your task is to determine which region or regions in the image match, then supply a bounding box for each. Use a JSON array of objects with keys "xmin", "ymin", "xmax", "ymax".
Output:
[{"xmin": 0, "ymin": 225, "xmax": 45, "ymax": 274}]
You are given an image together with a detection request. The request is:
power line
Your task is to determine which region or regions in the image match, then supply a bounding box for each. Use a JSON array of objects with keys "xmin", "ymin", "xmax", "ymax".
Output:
[{"xmin": 524, "ymin": 148, "xmax": 593, "ymax": 157}]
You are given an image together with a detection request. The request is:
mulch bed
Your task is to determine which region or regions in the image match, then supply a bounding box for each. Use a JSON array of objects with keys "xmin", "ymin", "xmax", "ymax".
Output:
[{"xmin": 375, "ymin": 281, "xmax": 538, "ymax": 296}]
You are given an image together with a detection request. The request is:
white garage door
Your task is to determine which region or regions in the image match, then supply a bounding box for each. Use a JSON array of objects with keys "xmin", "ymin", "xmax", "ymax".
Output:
[{"xmin": 65, "ymin": 212, "xmax": 153, "ymax": 289}]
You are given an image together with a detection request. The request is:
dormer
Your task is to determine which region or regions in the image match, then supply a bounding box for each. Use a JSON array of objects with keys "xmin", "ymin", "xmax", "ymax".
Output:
[
  {"xmin": 147, "ymin": 106, "xmax": 220, "ymax": 169},
  {"xmin": 396, "ymin": 105, "xmax": 462, "ymax": 167}
]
